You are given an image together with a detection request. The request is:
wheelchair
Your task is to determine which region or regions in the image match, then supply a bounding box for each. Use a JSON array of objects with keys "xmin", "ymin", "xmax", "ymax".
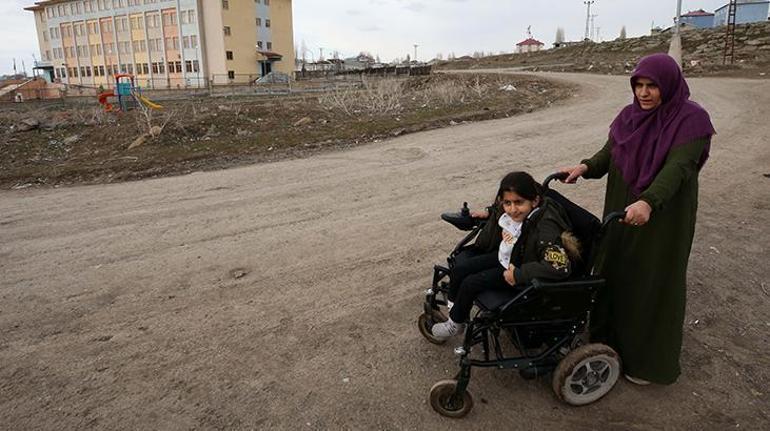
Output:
[{"xmin": 418, "ymin": 172, "xmax": 626, "ymax": 418}]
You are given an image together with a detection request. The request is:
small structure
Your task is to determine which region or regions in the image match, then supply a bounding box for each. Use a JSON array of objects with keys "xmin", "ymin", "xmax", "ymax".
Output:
[
  {"xmin": 680, "ymin": 9, "xmax": 716, "ymax": 28},
  {"xmin": 714, "ymin": 0, "xmax": 770, "ymax": 26},
  {"xmin": 516, "ymin": 38, "xmax": 545, "ymax": 54}
]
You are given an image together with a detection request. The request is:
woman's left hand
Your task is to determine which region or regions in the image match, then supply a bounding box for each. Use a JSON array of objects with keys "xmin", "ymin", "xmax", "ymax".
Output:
[
  {"xmin": 504, "ymin": 265, "xmax": 516, "ymax": 286},
  {"xmin": 624, "ymin": 200, "xmax": 652, "ymax": 226}
]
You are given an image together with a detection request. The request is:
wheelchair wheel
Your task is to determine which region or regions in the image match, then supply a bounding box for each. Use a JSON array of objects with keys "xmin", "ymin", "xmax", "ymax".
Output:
[
  {"xmin": 417, "ymin": 312, "xmax": 447, "ymax": 345},
  {"xmin": 552, "ymin": 343, "xmax": 620, "ymax": 406},
  {"xmin": 429, "ymin": 379, "xmax": 474, "ymax": 418}
]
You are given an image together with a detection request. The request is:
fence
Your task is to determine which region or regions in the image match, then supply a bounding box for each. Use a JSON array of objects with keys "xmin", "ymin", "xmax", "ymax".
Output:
[
  {"xmin": 0, "ymin": 67, "xmax": 433, "ymax": 105},
  {"xmin": 296, "ymin": 64, "xmax": 432, "ymax": 80}
]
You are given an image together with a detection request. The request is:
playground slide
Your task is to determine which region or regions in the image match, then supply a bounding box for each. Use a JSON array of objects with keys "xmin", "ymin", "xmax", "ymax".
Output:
[{"xmin": 136, "ymin": 94, "xmax": 163, "ymax": 110}]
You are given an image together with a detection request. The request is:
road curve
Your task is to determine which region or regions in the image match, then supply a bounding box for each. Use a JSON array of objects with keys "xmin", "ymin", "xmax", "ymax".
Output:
[{"xmin": 1, "ymin": 72, "xmax": 768, "ymax": 430}]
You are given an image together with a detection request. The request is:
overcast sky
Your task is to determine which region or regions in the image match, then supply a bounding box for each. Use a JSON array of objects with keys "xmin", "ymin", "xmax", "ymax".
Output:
[{"xmin": 2, "ymin": 0, "xmax": 731, "ymax": 75}]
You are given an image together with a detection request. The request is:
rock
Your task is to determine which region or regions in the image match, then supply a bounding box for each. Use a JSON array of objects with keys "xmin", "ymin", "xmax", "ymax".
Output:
[
  {"xmin": 236, "ymin": 128, "xmax": 250, "ymax": 136},
  {"xmin": 391, "ymin": 128, "xmax": 406, "ymax": 137},
  {"xmin": 62, "ymin": 135, "xmax": 80, "ymax": 145},
  {"xmin": 230, "ymin": 269, "xmax": 248, "ymax": 279},
  {"xmin": 17, "ymin": 118, "xmax": 39, "ymax": 132},
  {"xmin": 149, "ymin": 126, "xmax": 163, "ymax": 137},
  {"xmin": 293, "ymin": 116, "xmax": 312, "ymax": 127},
  {"xmin": 128, "ymin": 133, "xmax": 149, "ymax": 150},
  {"xmin": 217, "ymin": 104, "xmax": 231, "ymax": 111}
]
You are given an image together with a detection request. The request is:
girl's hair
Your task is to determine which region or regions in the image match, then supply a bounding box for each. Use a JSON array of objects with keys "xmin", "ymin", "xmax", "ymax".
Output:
[{"xmin": 496, "ymin": 171, "xmax": 543, "ymax": 203}]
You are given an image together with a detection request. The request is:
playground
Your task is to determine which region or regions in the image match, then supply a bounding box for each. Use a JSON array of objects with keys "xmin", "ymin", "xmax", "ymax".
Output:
[{"xmin": 97, "ymin": 74, "xmax": 163, "ymax": 113}]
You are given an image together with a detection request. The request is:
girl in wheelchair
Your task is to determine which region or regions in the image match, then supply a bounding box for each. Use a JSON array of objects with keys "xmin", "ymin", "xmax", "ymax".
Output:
[{"xmin": 432, "ymin": 171, "xmax": 580, "ymax": 341}]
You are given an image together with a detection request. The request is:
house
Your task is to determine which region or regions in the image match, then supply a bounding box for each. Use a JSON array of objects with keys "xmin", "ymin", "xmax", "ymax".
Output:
[
  {"xmin": 714, "ymin": 1, "xmax": 770, "ymax": 26},
  {"xmin": 516, "ymin": 38, "xmax": 544, "ymax": 54},
  {"xmin": 680, "ymin": 9, "xmax": 715, "ymax": 28}
]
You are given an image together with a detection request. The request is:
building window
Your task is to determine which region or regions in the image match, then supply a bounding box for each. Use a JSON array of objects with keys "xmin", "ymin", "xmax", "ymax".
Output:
[
  {"xmin": 222, "ymin": 0, "xmax": 229, "ymax": 10},
  {"xmin": 256, "ymin": 18, "xmax": 261, "ymax": 26},
  {"xmin": 226, "ymin": 51, "xmax": 233, "ymax": 60},
  {"xmin": 266, "ymin": 42, "xmax": 272, "ymax": 50},
  {"xmin": 228, "ymin": 70, "xmax": 235, "ymax": 80},
  {"xmin": 257, "ymin": 41, "xmax": 263, "ymax": 49},
  {"xmin": 223, "ymin": 26, "xmax": 231, "ymax": 36},
  {"xmin": 265, "ymin": 19, "xmax": 271, "ymax": 28}
]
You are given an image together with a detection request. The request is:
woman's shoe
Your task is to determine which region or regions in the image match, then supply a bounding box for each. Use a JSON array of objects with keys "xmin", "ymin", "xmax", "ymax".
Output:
[
  {"xmin": 624, "ymin": 374, "xmax": 652, "ymax": 385},
  {"xmin": 431, "ymin": 319, "xmax": 465, "ymax": 341}
]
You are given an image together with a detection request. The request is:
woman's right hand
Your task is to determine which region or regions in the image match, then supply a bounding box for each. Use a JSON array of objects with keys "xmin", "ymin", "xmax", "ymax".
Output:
[{"xmin": 560, "ymin": 164, "xmax": 589, "ymax": 184}]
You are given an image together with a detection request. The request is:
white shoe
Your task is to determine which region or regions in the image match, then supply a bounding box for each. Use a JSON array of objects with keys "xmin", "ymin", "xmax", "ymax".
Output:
[
  {"xmin": 624, "ymin": 374, "xmax": 652, "ymax": 386},
  {"xmin": 431, "ymin": 319, "xmax": 465, "ymax": 340}
]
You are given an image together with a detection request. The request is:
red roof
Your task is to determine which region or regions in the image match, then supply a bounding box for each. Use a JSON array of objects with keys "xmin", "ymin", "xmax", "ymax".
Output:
[
  {"xmin": 682, "ymin": 9, "xmax": 714, "ymax": 17},
  {"xmin": 516, "ymin": 38, "xmax": 544, "ymax": 46}
]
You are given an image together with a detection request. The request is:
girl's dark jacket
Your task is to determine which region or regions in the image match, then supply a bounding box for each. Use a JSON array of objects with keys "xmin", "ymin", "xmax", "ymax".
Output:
[
  {"xmin": 511, "ymin": 197, "xmax": 577, "ymax": 284},
  {"xmin": 473, "ymin": 197, "xmax": 578, "ymax": 284}
]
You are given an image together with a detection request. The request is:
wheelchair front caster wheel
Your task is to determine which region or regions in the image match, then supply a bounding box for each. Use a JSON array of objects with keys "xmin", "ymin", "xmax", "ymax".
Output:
[
  {"xmin": 418, "ymin": 313, "xmax": 447, "ymax": 345},
  {"xmin": 552, "ymin": 343, "xmax": 621, "ymax": 406},
  {"xmin": 429, "ymin": 379, "xmax": 474, "ymax": 418}
]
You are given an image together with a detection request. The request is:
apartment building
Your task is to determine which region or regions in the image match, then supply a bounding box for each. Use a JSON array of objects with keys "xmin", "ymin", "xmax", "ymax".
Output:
[{"xmin": 25, "ymin": 0, "xmax": 295, "ymax": 89}]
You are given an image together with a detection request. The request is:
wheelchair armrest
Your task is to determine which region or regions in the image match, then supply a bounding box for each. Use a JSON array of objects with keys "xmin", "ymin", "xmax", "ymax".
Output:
[{"xmin": 497, "ymin": 277, "xmax": 605, "ymax": 314}]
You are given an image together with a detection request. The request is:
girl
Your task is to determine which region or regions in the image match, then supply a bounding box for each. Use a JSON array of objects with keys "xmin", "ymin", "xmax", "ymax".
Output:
[{"xmin": 433, "ymin": 171, "xmax": 579, "ymax": 340}]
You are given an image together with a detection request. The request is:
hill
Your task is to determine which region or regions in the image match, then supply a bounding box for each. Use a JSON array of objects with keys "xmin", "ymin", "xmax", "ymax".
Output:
[{"xmin": 438, "ymin": 21, "xmax": 770, "ymax": 77}]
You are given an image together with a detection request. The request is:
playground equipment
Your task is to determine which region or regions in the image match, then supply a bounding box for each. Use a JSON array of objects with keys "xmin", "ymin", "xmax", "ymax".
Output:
[{"xmin": 98, "ymin": 74, "xmax": 163, "ymax": 112}]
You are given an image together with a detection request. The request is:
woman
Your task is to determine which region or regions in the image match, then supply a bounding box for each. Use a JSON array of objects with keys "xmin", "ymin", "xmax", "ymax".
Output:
[{"xmin": 561, "ymin": 53, "xmax": 715, "ymax": 385}]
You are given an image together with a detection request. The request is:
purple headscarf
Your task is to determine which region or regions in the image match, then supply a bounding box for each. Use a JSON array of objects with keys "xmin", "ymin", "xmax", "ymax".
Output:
[{"xmin": 609, "ymin": 53, "xmax": 715, "ymax": 196}]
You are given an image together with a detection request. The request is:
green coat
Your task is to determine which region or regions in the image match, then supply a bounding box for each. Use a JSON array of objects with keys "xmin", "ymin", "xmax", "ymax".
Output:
[{"xmin": 582, "ymin": 137, "xmax": 709, "ymax": 384}]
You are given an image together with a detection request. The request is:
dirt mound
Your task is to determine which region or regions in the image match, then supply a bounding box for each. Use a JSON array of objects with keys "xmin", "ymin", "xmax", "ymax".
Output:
[{"xmin": 439, "ymin": 21, "xmax": 770, "ymax": 77}]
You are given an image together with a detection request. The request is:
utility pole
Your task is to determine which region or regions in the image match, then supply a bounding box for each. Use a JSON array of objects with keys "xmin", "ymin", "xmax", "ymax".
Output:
[
  {"xmin": 413, "ymin": 44, "xmax": 418, "ymax": 63},
  {"xmin": 319, "ymin": 47, "xmax": 324, "ymax": 62},
  {"xmin": 669, "ymin": 0, "xmax": 684, "ymax": 67},
  {"xmin": 590, "ymin": 14, "xmax": 598, "ymax": 41},
  {"xmin": 723, "ymin": 0, "xmax": 738, "ymax": 64},
  {"xmin": 583, "ymin": 1, "xmax": 595, "ymax": 41}
]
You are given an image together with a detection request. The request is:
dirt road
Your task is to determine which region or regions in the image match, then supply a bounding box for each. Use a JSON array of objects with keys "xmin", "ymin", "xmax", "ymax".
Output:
[{"xmin": 2, "ymin": 72, "xmax": 768, "ymax": 430}]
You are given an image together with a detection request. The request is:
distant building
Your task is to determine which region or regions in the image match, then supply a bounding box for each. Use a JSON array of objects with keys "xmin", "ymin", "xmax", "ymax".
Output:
[
  {"xmin": 24, "ymin": 0, "xmax": 295, "ymax": 89},
  {"xmin": 516, "ymin": 38, "xmax": 544, "ymax": 54},
  {"xmin": 680, "ymin": 9, "xmax": 715, "ymax": 28},
  {"xmin": 714, "ymin": 1, "xmax": 770, "ymax": 26}
]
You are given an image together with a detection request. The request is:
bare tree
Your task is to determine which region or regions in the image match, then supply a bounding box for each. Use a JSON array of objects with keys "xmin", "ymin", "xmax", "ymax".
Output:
[{"xmin": 619, "ymin": 26, "xmax": 627, "ymax": 40}]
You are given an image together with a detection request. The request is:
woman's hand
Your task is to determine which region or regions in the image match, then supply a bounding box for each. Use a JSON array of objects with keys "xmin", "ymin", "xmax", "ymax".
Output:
[
  {"xmin": 504, "ymin": 265, "xmax": 517, "ymax": 286},
  {"xmin": 470, "ymin": 209, "xmax": 489, "ymax": 219},
  {"xmin": 560, "ymin": 164, "xmax": 589, "ymax": 184},
  {"xmin": 624, "ymin": 200, "xmax": 652, "ymax": 226}
]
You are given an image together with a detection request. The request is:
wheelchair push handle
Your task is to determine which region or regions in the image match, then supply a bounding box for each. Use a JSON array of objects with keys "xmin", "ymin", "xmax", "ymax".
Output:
[
  {"xmin": 543, "ymin": 172, "xmax": 570, "ymax": 189},
  {"xmin": 602, "ymin": 211, "xmax": 627, "ymax": 230}
]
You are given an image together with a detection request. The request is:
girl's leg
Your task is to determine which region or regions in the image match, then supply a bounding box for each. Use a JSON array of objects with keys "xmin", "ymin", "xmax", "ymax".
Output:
[
  {"xmin": 449, "ymin": 249, "xmax": 499, "ymax": 302},
  {"xmin": 449, "ymin": 267, "xmax": 510, "ymax": 323}
]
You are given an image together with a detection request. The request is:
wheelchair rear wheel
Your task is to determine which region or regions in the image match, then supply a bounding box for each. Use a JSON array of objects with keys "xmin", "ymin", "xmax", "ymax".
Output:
[
  {"xmin": 417, "ymin": 312, "xmax": 448, "ymax": 345},
  {"xmin": 429, "ymin": 379, "xmax": 474, "ymax": 418},
  {"xmin": 552, "ymin": 343, "xmax": 620, "ymax": 406}
]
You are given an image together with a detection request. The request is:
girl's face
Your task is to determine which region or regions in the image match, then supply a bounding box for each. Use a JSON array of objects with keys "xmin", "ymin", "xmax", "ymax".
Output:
[{"xmin": 501, "ymin": 191, "xmax": 539, "ymax": 223}]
